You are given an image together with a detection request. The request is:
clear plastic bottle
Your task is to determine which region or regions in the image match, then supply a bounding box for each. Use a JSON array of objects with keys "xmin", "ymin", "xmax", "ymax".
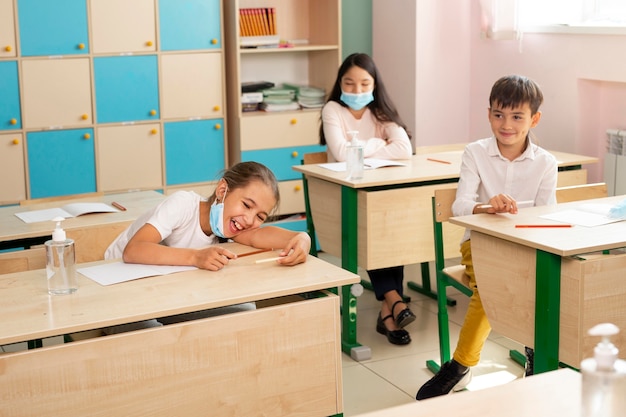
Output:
[
  {"xmin": 581, "ymin": 323, "xmax": 626, "ymax": 417},
  {"xmin": 45, "ymin": 217, "xmax": 78, "ymax": 295},
  {"xmin": 346, "ymin": 130, "xmax": 364, "ymax": 180}
]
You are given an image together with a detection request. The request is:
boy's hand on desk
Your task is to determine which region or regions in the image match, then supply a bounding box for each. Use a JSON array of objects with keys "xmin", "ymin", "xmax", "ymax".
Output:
[
  {"xmin": 475, "ymin": 194, "xmax": 519, "ymax": 215},
  {"xmin": 195, "ymin": 246, "xmax": 236, "ymax": 271},
  {"xmin": 276, "ymin": 232, "xmax": 311, "ymax": 266}
]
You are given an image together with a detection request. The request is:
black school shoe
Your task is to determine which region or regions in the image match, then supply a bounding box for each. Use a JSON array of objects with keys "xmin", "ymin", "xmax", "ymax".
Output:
[
  {"xmin": 391, "ymin": 300, "xmax": 416, "ymax": 328},
  {"xmin": 376, "ymin": 313, "xmax": 411, "ymax": 345},
  {"xmin": 416, "ymin": 359, "xmax": 472, "ymax": 400}
]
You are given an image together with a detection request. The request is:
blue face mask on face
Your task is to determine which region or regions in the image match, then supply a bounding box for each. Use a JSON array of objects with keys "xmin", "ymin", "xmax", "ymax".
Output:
[
  {"xmin": 340, "ymin": 91, "xmax": 374, "ymax": 111},
  {"xmin": 209, "ymin": 189, "xmax": 227, "ymax": 238}
]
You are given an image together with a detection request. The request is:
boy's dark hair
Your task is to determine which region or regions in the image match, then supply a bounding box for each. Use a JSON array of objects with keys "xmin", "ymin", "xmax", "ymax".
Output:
[{"xmin": 489, "ymin": 75, "xmax": 543, "ymax": 115}]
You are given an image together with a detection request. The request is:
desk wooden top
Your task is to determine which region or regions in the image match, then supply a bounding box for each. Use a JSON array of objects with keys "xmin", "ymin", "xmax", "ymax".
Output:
[
  {"xmin": 293, "ymin": 144, "xmax": 598, "ymax": 189},
  {"xmin": 0, "ymin": 190, "xmax": 165, "ymax": 243},
  {"xmin": 0, "ymin": 242, "xmax": 360, "ymax": 345},
  {"xmin": 354, "ymin": 369, "xmax": 581, "ymax": 417},
  {"xmin": 450, "ymin": 195, "xmax": 626, "ymax": 257}
]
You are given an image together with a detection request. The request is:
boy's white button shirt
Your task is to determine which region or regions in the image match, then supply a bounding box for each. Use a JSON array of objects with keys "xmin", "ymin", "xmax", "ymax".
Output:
[{"xmin": 453, "ymin": 136, "xmax": 558, "ymax": 243}]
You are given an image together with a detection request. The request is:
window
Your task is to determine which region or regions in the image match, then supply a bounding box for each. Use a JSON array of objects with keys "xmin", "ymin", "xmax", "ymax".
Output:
[{"xmin": 519, "ymin": 0, "xmax": 626, "ymax": 28}]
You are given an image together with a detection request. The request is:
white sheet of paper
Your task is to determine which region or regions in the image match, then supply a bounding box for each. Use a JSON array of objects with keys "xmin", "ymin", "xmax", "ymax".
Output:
[
  {"xmin": 539, "ymin": 204, "xmax": 622, "ymax": 227},
  {"xmin": 78, "ymin": 262, "xmax": 197, "ymax": 286},
  {"xmin": 15, "ymin": 202, "xmax": 119, "ymax": 224},
  {"xmin": 318, "ymin": 159, "xmax": 406, "ymax": 172}
]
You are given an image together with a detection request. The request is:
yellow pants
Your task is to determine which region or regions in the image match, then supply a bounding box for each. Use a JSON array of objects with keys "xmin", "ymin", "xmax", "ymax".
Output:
[{"xmin": 452, "ymin": 239, "xmax": 492, "ymax": 367}]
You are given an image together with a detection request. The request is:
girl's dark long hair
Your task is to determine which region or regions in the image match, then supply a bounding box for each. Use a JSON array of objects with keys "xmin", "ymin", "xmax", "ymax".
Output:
[{"xmin": 320, "ymin": 53, "xmax": 411, "ymax": 145}]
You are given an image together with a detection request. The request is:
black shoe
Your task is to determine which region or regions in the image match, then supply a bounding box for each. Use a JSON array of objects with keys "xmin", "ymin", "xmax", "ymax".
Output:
[
  {"xmin": 376, "ymin": 313, "xmax": 411, "ymax": 345},
  {"xmin": 416, "ymin": 359, "xmax": 472, "ymax": 400},
  {"xmin": 391, "ymin": 300, "xmax": 416, "ymax": 328},
  {"xmin": 524, "ymin": 346, "xmax": 534, "ymax": 377}
]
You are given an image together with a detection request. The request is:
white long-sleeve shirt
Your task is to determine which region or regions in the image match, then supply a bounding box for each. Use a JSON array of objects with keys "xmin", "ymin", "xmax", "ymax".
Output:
[
  {"xmin": 321, "ymin": 101, "xmax": 412, "ymax": 162},
  {"xmin": 453, "ymin": 136, "xmax": 558, "ymax": 243}
]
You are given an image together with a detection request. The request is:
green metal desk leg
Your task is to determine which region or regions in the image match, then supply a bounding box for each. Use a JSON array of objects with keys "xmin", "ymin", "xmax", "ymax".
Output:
[
  {"xmin": 341, "ymin": 186, "xmax": 371, "ymax": 361},
  {"xmin": 407, "ymin": 262, "xmax": 457, "ymax": 307},
  {"xmin": 534, "ymin": 249, "xmax": 561, "ymax": 373}
]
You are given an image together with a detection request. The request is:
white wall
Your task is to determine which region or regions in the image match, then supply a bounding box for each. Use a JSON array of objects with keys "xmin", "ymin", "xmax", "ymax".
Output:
[{"xmin": 375, "ymin": 0, "xmax": 626, "ymax": 182}]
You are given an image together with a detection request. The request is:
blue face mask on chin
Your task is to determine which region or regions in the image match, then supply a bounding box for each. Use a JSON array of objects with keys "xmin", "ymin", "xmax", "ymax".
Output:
[
  {"xmin": 341, "ymin": 91, "xmax": 374, "ymax": 111},
  {"xmin": 209, "ymin": 189, "xmax": 227, "ymax": 238}
]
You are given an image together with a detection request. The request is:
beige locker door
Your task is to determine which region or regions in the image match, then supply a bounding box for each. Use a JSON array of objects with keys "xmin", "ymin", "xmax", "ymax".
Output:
[
  {"xmin": 96, "ymin": 124, "xmax": 163, "ymax": 192},
  {"xmin": 89, "ymin": 0, "xmax": 156, "ymax": 54},
  {"xmin": 21, "ymin": 58, "xmax": 93, "ymax": 129},
  {"xmin": 0, "ymin": 133, "xmax": 26, "ymax": 203},
  {"xmin": 160, "ymin": 53, "xmax": 224, "ymax": 119},
  {"xmin": 0, "ymin": 0, "xmax": 16, "ymax": 58}
]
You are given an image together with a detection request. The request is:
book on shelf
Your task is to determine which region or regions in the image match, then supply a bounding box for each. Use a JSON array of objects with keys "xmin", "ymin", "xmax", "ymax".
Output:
[{"xmin": 239, "ymin": 7, "xmax": 276, "ymax": 37}]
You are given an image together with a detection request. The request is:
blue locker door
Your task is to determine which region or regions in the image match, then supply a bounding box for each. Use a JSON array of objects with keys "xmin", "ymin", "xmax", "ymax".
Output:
[
  {"xmin": 94, "ymin": 55, "xmax": 159, "ymax": 123},
  {"xmin": 159, "ymin": 0, "xmax": 221, "ymax": 51},
  {"xmin": 0, "ymin": 61, "xmax": 21, "ymax": 130},
  {"xmin": 242, "ymin": 145, "xmax": 327, "ymax": 181},
  {"xmin": 27, "ymin": 129, "xmax": 96, "ymax": 198},
  {"xmin": 17, "ymin": 0, "xmax": 89, "ymax": 56},
  {"xmin": 164, "ymin": 119, "xmax": 225, "ymax": 185}
]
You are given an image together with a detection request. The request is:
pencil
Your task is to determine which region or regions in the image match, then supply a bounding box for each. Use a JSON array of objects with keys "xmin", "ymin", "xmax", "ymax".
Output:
[
  {"xmin": 426, "ymin": 158, "xmax": 452, "ymax": 164},
  {"xmin": 237, "ymin": 248, "xmax": 273, "ymax": 258},
  {"xmin": 515, "ymin": 224, "xmax": 572, "ymax": 228},
  {"xmin": 255, "ymin": 256, "xmax": 283, "ymax": 264},
  {"xmin": 111, "ymin": 202, "xmax": 126, "ymax": 211}
]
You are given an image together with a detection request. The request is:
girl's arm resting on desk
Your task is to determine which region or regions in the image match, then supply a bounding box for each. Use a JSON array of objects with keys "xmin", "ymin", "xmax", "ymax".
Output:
[
  {"xmin": 122, "ymin": 224, "xmax": 237, "ymax": 271},
  {"xmin": 234, "ymin": 227, "xmax": 311, "ymax": 266}
]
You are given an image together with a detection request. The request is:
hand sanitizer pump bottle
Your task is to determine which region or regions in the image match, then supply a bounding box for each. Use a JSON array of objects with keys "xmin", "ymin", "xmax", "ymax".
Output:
[
  {"xmin": 581, "ymin": 323, "xmax": 626, "ymax": 417},
  {"xmin": 346, "ymin": 130, "xmax": 364, "ymax": 180},
  {"xmin": 45, "ymin": 217, "xmax": 78, "ymax": 295}
]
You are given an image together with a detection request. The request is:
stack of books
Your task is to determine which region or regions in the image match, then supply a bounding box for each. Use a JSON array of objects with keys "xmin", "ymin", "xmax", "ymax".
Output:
[
  {"xmin": 259, "ymin": 87, "xmax": 300, "ymax": 112},
  {"xmin": 284, "ymin": 84, "xmax": 326, "ymax": 108},
  {"xmin": 239, "ymin": 8, "xmax": 279, "ymax": 47}
]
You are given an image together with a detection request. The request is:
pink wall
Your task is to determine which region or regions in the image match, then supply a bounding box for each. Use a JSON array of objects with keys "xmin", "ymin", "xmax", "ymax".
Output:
[{"xmin": 465, "ymin": 2, "xmax": 626, "ymax": 182}]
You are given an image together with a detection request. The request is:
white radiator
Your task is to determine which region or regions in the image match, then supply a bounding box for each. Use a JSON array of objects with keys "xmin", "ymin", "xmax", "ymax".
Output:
[{"xmin": 605, "ymin": 129, "xmax": 626, "ymax": 196}]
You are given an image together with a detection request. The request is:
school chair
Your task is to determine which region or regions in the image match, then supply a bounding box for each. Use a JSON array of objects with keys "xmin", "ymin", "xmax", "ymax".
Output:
[
  {"xmin": 426, "ymin": 187, "xmax": 473, "ymax": 374},
  {"xmin": 301, "ymin": 151, "xmax": 328, "ymax": 257}
]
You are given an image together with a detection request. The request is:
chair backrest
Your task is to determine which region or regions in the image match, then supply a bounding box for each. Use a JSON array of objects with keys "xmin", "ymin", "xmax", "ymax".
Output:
[
  {"xmin": 303, "ymin": 151, "xmax": 327, "ymax": 165},
  {"xmin": 433, "ymin": 188, "xmax": 458, "ymax": 223},
  {"xmin": 556, "ymin": 182, "xmax": 608, "ymax": 203},
  {"xmin": 0, "ymin": 247, "xmax": 46, "ymax": 274},
  {"xmin": 301, "ymin": 151, "xmax": 328, "ymax": 256}
]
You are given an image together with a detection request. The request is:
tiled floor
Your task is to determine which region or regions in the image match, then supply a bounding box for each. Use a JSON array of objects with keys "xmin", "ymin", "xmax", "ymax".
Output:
[{"xmin": 317, "ymin": 253, "xmax": 527, "ymax": 416}]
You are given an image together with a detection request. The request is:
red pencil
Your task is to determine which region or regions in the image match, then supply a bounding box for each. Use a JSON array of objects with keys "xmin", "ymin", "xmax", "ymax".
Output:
[
  {"xmin": 426, "ymin": 157, "xmax": 452, "ymax": 165},
  {"xmin": 515, "ymin": 224, "xmax": 572, "ymax": 228}
]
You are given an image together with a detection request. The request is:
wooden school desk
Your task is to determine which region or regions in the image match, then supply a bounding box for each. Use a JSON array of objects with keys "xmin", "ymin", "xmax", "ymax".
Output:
[
  {"xmin": 449, "ymin": 195, "xmax": 626, "ymax": 374},
  {"xmin": 0, "ymin": 243, "xmax": 360, "ymax": 417},
  {"xmin": 0, "ymin": 190, "xmax": 165, "ymax": 268},
  {"xmin": 293, "ymin": 144, "xmax": 598, "ymax": 360},
  {"xmin": 353, "ymin": 368, "xmax": 581, "ymax": 417}
]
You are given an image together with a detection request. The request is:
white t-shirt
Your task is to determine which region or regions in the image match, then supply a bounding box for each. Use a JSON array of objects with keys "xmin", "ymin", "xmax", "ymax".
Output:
[{"xmin": 105, "ymin": 191, "xmax": 218, "ymax": 259}]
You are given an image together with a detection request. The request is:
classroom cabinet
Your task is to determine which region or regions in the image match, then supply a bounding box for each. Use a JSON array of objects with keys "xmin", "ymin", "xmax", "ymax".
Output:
[
  {"xmin": 160, "ymin": 53, "xmax": 224, "ymax": 119},
  {"xmin": 159, "ymin": 0, "xmax": 222, "ymax": 51},
  {"xmin": 0, "ymin": 61, "xmax": 21, "ymax": 131},
  {"xmin": 21, "ymin": 58, "xmax": 92, "ymax": 129},
  {"xmin": 0, "ymin": 0, "xmax": 16, "ymax": 58},
  {"xmin": 3, "ymin": 0, "xmax": 226, "ymax": 203},
  {"xmin": 96, "ymin": 124, "xmax": 163, "ymax": 193},
  {"xmin": 93, "ymin": 55, "xmax": 160, "ymax": 124},
  {"xmin": 26, "ymin": 129, "xmax": 96, "ymax": 199},
  {"xmin": 164, "ymin": 119, "xmax": 226, "ymax": 186},
  {"xmin": 16, "ymin": 0, "xmax": 89, "ymax": 57},
  {"xmin": 89, "ymin": 0, "xmax": 156, "ymax": 54},
  {"xmin": 223, "ymin": 0, "xmax": 341, "ymax": 216},
  {"xmin": 0, "ymin": 133, "xmax": 26, "ymax": 203}
]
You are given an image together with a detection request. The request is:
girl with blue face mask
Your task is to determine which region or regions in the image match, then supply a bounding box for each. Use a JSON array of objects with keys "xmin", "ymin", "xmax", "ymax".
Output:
[
  {"xmin": 319, "ymin": 53, "xmax": 415, "ymax": 345},
  {"xmin": 106, "ymin": 161, "xmax": 311, "ymax": 270}
]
